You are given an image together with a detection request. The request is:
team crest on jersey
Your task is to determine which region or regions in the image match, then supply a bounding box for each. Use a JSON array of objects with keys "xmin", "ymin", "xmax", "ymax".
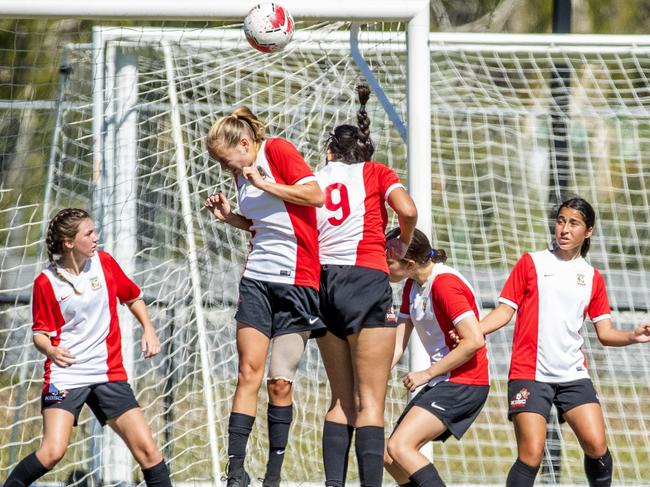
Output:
[
  {"xmin": 576, "ymin": 273, "xmax": 586, "ymax": 286},
  {"xmin": 510, "ymin": 388, "xmax": 530, "ymax": 408},
  {"xmin": 90, "ymin": 277, "xmax": 101, "ymax": 290}
]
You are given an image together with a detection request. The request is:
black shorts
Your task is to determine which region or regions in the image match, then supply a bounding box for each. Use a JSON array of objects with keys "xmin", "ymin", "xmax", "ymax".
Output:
[
  {"xmin": 235, "ymin": 277, "xmax": 324, "ymax": 338},
  {"xmin": 507, "ymin": 378, "xmax": 600, "ymax": 422},
  {"xmin": 394, "ymin": 381, "xmax": 489, "ymax": 442},
  {"xmin": 318, "ymin": 265, "xmax": 396, "ymax": 340},
  {"xmin": 41, "ymin": 381, "xmax": 139, "ymax": 426}
]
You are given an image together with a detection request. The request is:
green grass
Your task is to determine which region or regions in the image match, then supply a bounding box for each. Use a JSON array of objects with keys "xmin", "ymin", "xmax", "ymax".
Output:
[{"xmin": 2, "ymin": 375, "xmax": 649, "ymax": 485}]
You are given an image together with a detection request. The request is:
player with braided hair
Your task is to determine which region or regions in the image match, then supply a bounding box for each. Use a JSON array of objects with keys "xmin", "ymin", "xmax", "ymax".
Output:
[
  {"xmin": 204, "ymin": 107, "xmax": 325, "ymax": 487},
  {"xmin": 3, "ymin": 208, "xmax": 171, "ymax": 487},
  {"xmin": 315, "ymin": 84, "xmax": 417, "ymax": 487}
]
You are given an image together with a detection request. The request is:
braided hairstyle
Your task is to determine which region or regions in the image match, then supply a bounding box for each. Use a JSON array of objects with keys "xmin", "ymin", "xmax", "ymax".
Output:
[
  {"xmin": 327, "ymin": 84, "xmax": 375, "ymax": 163},
  {"xmin": 45, "ymin": 208, "xmax": 91, "ymax": 294},
  {"xmin": 205, "ymin": 106, "xmax": 266, "ymax": 161},
  {"xmin": 386, "ymin": 227, "xmax": 447, "ymax": 264}
]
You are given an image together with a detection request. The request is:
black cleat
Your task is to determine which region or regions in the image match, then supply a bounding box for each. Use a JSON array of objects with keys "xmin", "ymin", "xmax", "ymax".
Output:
[
  {"xmin": 226, "ymin": 470, "xmax": 250, "ymax": 487},
  {"xmin": 261, "ymin": 478, "xmax": 280, "ymax": 487}
]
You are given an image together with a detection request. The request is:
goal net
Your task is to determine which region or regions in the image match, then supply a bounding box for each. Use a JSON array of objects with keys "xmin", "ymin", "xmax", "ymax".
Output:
[{"xmin": 1, "ymin": 17, "xmax": 649, "ymax": 487}]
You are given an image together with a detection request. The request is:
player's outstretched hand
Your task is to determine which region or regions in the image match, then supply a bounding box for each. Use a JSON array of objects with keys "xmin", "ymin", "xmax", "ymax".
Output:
[
  {"xmin": 386, "ymin": 237, "xmax": 409, "ymax": 260},
  {"xmin": 403, "ymin": 369, "xmax": 431, "ymax": 392},
  {"xmin": 204, "ymin": 193, "xmax": 231, "ymax": 222},
  {"xmin": 48, "ymin": 346, "xmax": 76, "ymax": 368},
  {"xmin": 141, "ymin": 327, "xmax": 161, "ymax": 359},
  {"xmin": 632, "ymin": 323, "xmax": 650, "ymax": 343}
]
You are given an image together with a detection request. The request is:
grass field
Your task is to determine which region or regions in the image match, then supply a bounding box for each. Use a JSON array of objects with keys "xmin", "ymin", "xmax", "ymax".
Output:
[{"xmin": 2, "ymin": 369, "xmax": 649, "ymax": 485}]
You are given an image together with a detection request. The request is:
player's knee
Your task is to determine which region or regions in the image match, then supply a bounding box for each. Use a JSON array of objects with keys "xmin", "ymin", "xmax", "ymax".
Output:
[
  {"xmin": 517, "ymin": 449, "xmax": 543, "ymax": 469},
  {"xmin": 38, "ymin": 445, "xmax": 67, "ymax": 468},
  {"xmin": 267, "ymin": 378, "xmax": 292, "ymax": 402},
  {"xmin": 582, "ymin": 438, "xmax": 608, "ymax": 459},
  {"xmin": 134, "ymin": 441, "xmax": 162, "ymax": 468},
  {"xmin": 386, "ymin": 436, "xmax": 409, "ymax": 464},
  {"xmin": 237, "ymin": 361, "xmax": 264, "ymax": 386}
]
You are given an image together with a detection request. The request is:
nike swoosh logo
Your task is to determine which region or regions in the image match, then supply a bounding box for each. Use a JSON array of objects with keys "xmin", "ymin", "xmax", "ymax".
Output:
[
  {"xmin": 309, "ymin": 318, "xmax": 319, "ymax": 325},
  {"xmin": 276, "ymin": 450, "xmax": 285, "ymax": 455},
  {"xmin": 430, "ymin": 402, "xmax": 446, "ymax": 411}
]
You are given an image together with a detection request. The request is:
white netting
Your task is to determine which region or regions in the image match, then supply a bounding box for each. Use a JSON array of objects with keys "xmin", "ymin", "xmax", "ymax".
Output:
[{"xmin": 1, "ymin": 23, "xmax": 650, "ymax": 486}]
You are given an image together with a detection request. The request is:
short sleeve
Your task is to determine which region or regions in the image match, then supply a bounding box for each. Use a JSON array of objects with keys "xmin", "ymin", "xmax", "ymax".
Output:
[
  {"xmin": 588, "ymin": 269, "xmax": 611, "ymax": 323},
  {"xmin": 98, "ymin": 252, "xmax": 142, "ymax": 304},
  {"xmin": 32, "ymin": 275, "xmax": 63, "ymax": 336},
  {"xmin": 265, "ymin": 138, "xmax": 315, "ymax": 185},
  {"xmin": 499, "ymin": 253, "xmax": 533, "ymax": 310},
  {"xmin": 374, "ymin": 163, "xmax": 404, "ymax": 200},
  {"xmin": 432, "ymin": 274, "xmax": 476, "ymax": 326},
  {"xmin": 399, "ymin": 279, "xmax": 414, "ymax": 319}
]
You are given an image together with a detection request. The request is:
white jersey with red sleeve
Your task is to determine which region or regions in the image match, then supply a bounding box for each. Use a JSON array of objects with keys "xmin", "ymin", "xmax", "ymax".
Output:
[
  {"xmin": 499, "ymin": 249, "xmax": 611, "ymax": 383},
  {"xmin": 236, "ymin": 138, "xmax": 320, "ymax": 289},
  {"xmin": 32, "ymin": 251, "xmax": 142, "ymax": 391},
  {"xmin": 398, "ymin": 263, "xmax": 490, "ymax": 386},
  {"xmin": 315, "ymin": 161, "xmax": 404, "ymax": 273}
]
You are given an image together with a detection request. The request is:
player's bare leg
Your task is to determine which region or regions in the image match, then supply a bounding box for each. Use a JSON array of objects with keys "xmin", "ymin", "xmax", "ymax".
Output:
[
  {"xmin": 348, "ymin": 326, "xmax": 395, "ymax": 487},
  {"xmin": 564, "ymin": 403, "xmax": 612, "ymax": 486},
  {"xmin": 386, "ymin": 406, "xmax": 447, "ymax": 486},
  {"xmin": 318, "ymin": 331, "xmax": 355, "ymax": 487}
]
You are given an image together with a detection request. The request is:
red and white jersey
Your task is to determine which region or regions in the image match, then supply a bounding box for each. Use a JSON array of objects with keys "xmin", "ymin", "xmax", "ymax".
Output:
[
  {"xmin": 237, "ymin": 138, "xmax": 320, "ymax": 289},
  {"xmin": 315, "ymin": 161, "xmax": 404, "ymax": 273},
  {"xmin": 399, "ymin": 263, "xmax": 490, "ymax": 386},
  {"xmin": 499, "ymin": 250, "xmax": 611, "ymax": 383},
  {"xmin": 32, "ymin": 251, "xmax": 141, "ymax": 391}
]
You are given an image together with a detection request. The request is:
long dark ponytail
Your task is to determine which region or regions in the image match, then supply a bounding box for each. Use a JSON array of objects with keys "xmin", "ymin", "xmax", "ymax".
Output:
[{"xmin": 326, "ymin": 84, "xmax": 375, "ymax": 163}]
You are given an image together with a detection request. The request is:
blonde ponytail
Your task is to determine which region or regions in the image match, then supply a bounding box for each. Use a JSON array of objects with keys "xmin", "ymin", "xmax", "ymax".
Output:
[{"xmin": 206, "ymin": 107, "xmax": 266, "ymax": 160}]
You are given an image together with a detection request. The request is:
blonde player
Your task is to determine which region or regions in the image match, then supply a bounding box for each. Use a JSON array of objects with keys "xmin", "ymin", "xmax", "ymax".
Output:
[
  {"xmin": 3, "ymin": 208, "xmax": 170, "ymax": 487},
  {"xmin": 315, "ymin": 85, "xmax": 417, "ymax": 487},
  {"xmin": 384, "ymin": 228, "xmax": 489, "ymax": 487},
  {"xmin": 204, "ymin": 108, "xmax": 325, "ymax": 487},
  {"xmin": 481, "ymin": 197, "xmax": 650, "ymax": 487}
]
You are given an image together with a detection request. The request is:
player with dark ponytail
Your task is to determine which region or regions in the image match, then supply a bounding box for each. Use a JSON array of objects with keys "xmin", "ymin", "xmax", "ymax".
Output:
[
  {"xmin": 480, "ymin": 196, "xmax": 650, "ymax": 487},
  {"xmin": 384, "ymin": 227, "xmax": 489, "ymax": 487},
  {"xmin": 315, "ymin": 85, "xmax": 417, "ymax": 487}
]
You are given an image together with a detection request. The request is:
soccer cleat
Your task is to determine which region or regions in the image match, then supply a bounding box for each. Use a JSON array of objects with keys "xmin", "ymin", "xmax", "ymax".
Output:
[
  {"xmin": 225, "ymin": 469, "xmax": 250, "ymax": 487},
  {"xmin": 260, "ymin": 477, "xmax": 280, "ymax": 487}
]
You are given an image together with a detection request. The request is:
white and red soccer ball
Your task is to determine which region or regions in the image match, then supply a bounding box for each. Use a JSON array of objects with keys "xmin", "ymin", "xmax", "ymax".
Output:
[{"xmin": 244, "ymin": 2, "xmax": 295, "ymax": 53}]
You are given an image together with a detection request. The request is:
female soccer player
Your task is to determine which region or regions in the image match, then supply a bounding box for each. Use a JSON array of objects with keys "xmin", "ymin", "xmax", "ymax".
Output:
[
  {"xmin": 480, "ymin": 197, "xmax": 650, "ymax": 487},
  {"xmin": 3, "ymin": 208, "xmax": 171, "ymax": 487},
  {"xmin": 204, "ymin": 107, "xmax": 325, "ymax": 487},
  {"xmin": 314, "ymin": 85, "xmax": 417, "ymax": 487},
  {"xmin": 383, "ymin": 228, "xmax": 489, "ymax": 487}
]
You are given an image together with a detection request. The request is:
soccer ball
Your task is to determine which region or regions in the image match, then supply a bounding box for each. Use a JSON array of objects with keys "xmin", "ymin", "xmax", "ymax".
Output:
[{"xmin": 243, "ymin": 2, "xmax": 295, "ymax": 53}]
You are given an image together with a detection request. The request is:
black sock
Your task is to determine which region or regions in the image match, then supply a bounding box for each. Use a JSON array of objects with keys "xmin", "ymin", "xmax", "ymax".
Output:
[
  {"xmin": 264, "ymin": 404, "xmax": 293, "ymax": 481},
  {"xmin": 354, "ymin": 426, "xmax": 385, "ymax": 487},
  {"xmin": 506, "ymin": 458, "xmax": 539, "ymax": 487},
  {"xmin": 584, "ymin": 449, "xmax": 612, "ymax": 487},
  {"xmin": 408, "ymin": 464, "xmax": 445, "ymax": 487},
  {"xmin": 4, "ymin": 452, "xmax": 50, "ymax": 487},
  {"xmin": 227, "ymin": 412, "xmax": 255, "ymax": 475},
  {"xmin": 142, "ymin": 460, "xmax": 172, "ymax": 487},
  {"xmin": 323, "ymin": 421, "xmax": 354, "ymax": 487}
]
